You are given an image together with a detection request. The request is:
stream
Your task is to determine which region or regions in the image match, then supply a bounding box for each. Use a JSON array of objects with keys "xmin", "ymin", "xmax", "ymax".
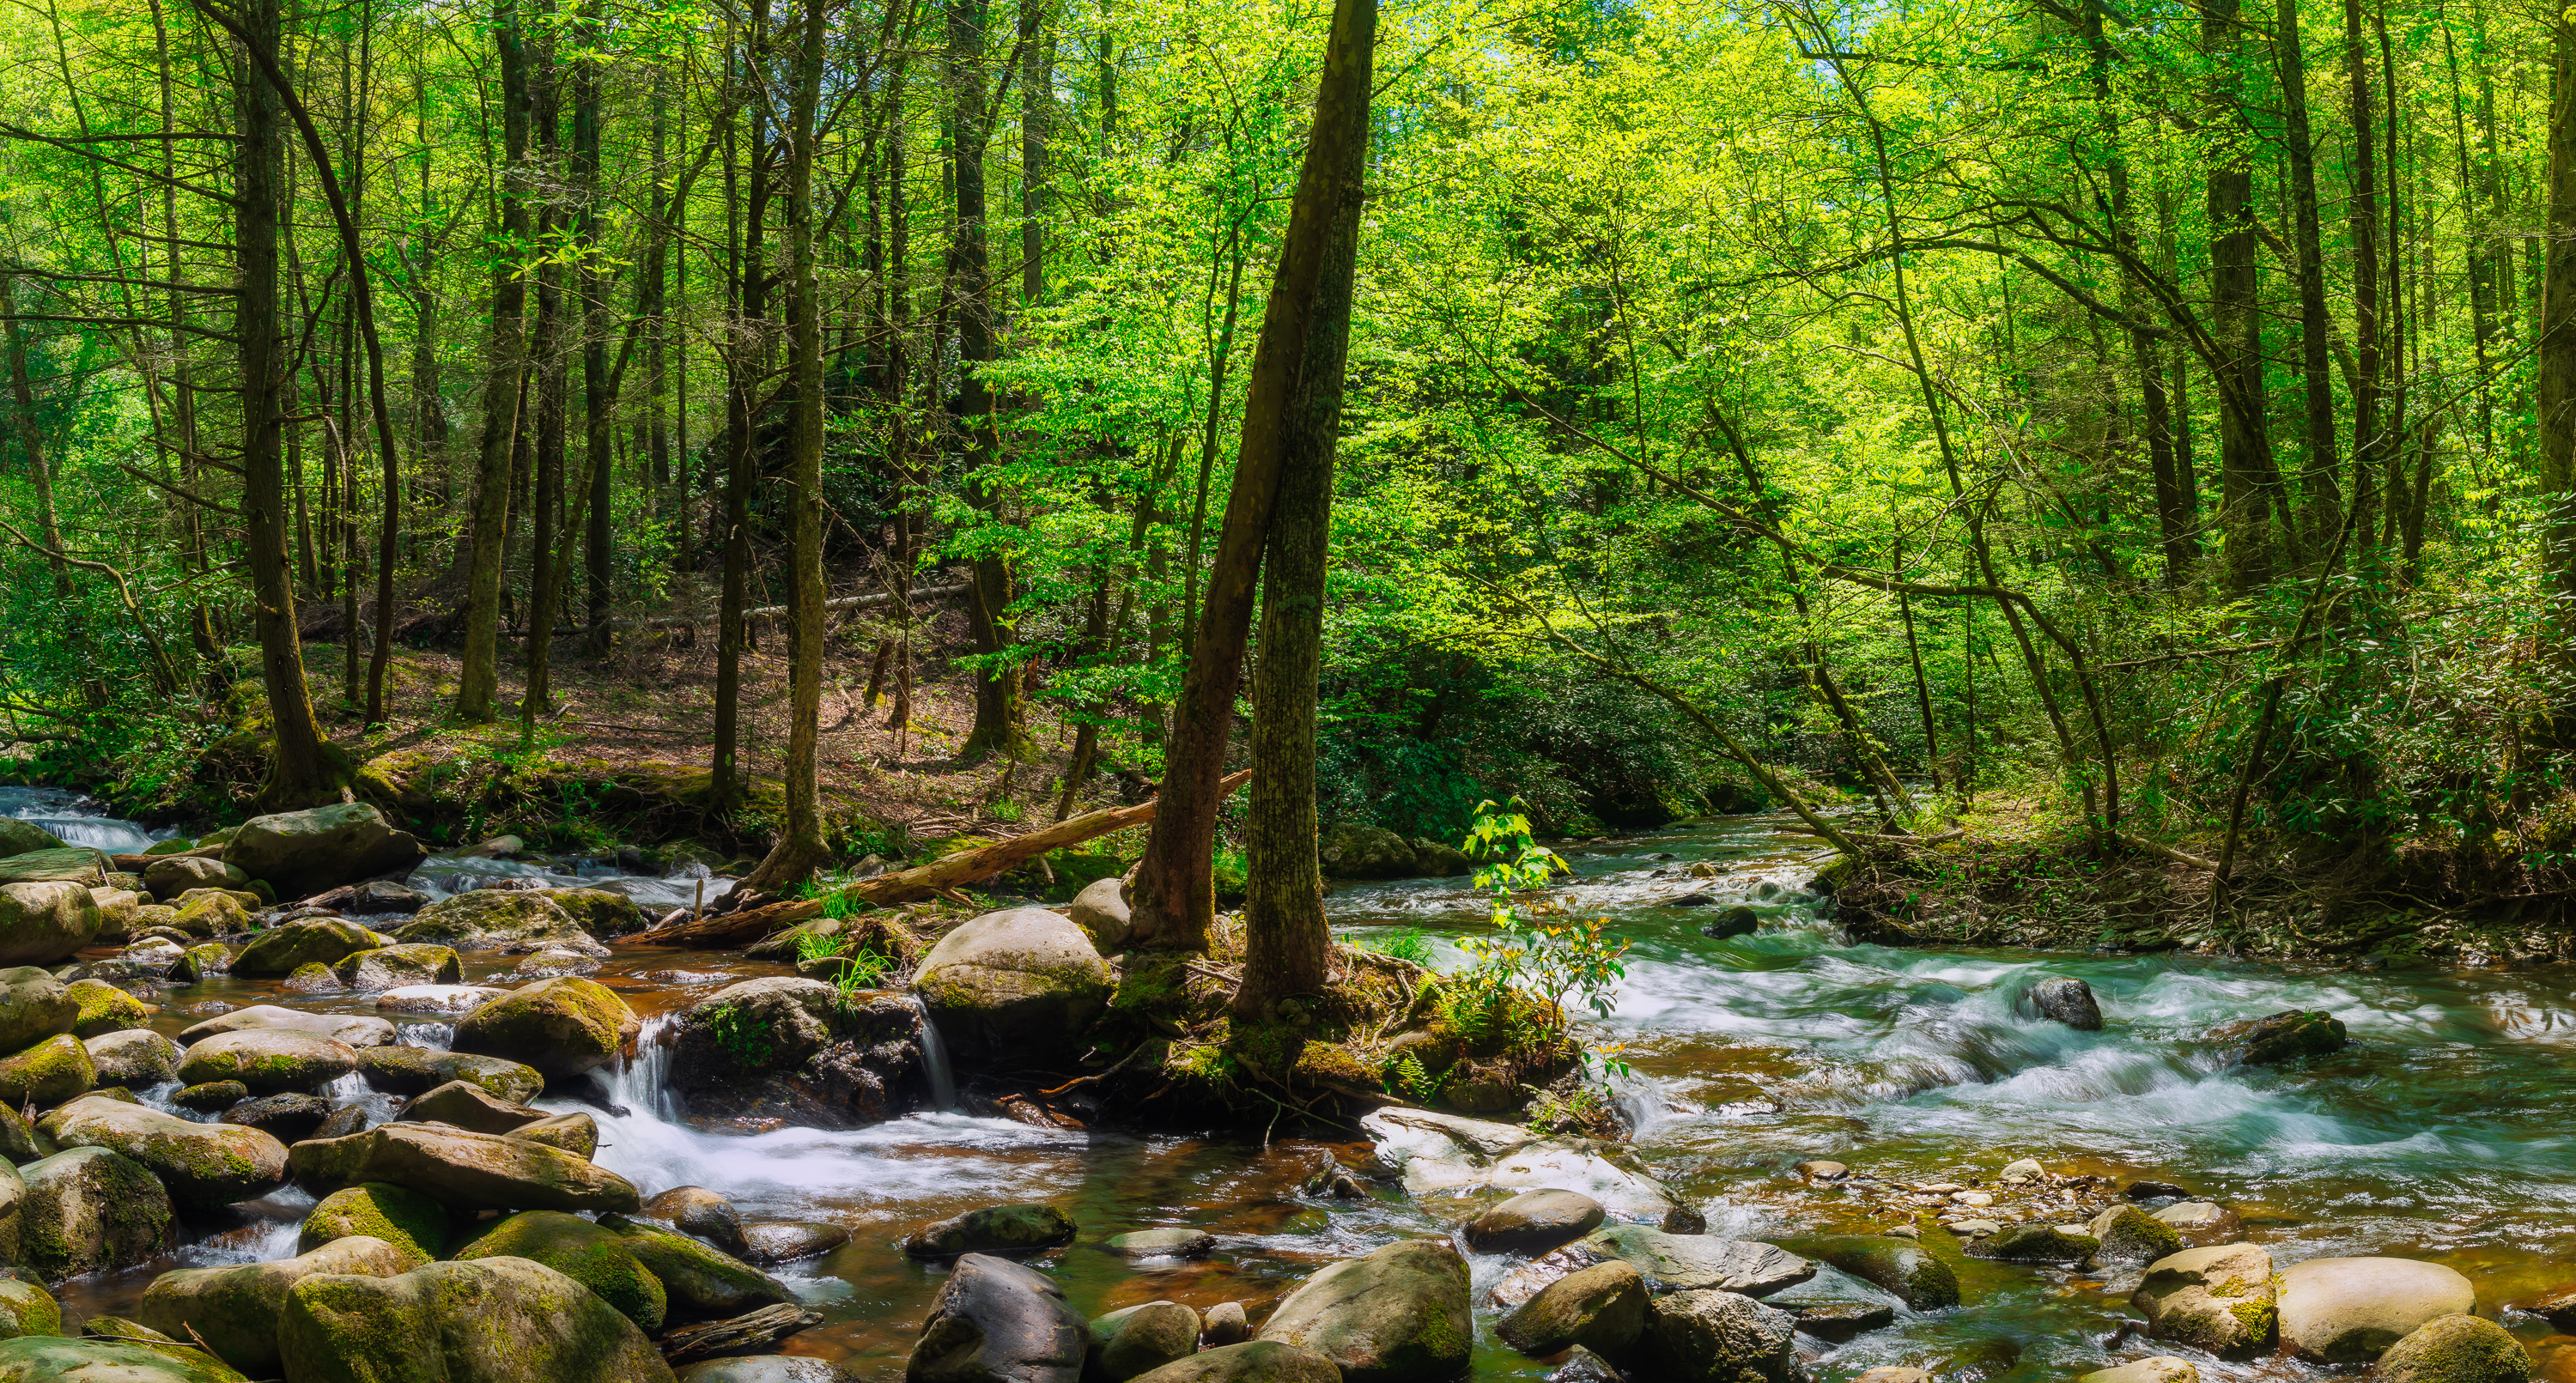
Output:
[{"xmin": 8, "ymin": 786, "xmax": 2576, "ymax": 1382}]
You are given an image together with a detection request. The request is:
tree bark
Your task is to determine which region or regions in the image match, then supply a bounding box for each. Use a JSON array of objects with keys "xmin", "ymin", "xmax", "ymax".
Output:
[
  {"xmin": 951, "ymin": 0, "xmax": 1030, "ymax": 761},
  {"xmin": 456, "ymin": 0, "xmax": 533, "ymax": 721},
  {"xmin": 2210, "ymin": 0, "xmax": 2277, "ymax": 591},
  {"xmin": 2540, "ymin": 4, "xmax": 2576, "ymax": 722},
  {"xmin": 2280, "ymin": 0, "xmax": 2340, "ymax": 555},
  {"xmin": 578, "ymin": 0, "xmax": 614, "ymax": 658}
]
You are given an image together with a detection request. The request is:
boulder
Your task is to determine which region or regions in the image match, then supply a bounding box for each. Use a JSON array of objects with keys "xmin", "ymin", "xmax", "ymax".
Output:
[
  {"xmin": 1635, "ymin": 1289, "xmax": 1807, "ymax": 1383},
  {"xmin": 403, "ymin": 1079, "xmax": 548, "ymax": 1136},
  {"xmin": 451, "ymin": 976, "xmax": 640, "ymax": 1077},
  {"xmin": 0, "ymin": 853, "xmax": 106, "ymax": 889},
  {"xmin": 231, "ymin": 919, "xmax": 394, "ymax": 977},
  {"xmin": 1255, "ymin": 1239, "xmax": 1472, "ymax": 1383},
  {"xmin": 1315, "ymin": 822, "xmax": 1419, "ymax": 879},
  {"xmin": 598, "ymin": 1215, "xmax": 792, "ymax": 1319},
  {"xmin": 181, "ymin": 942, "xmax": 228, "ymax": 976},
  {"xmin": 333, "ymin": 943, "xmax": 462, "ymax": 990},
  {"xmin": 61, "ymin": 981, "xmax": 149, "ymax": 1040},
  {"xmin": 2276, "ymin": 1257, "xmax": 2477, "ymax": 1363},
  {"xmin": 2215, "ymin": 1010, "xmax": 2347, "ymax": 1065},
  {"xmin": 2132, "ymin": 1243, "xmax": 2277, "ymax": 1358},
  {"xmin": 911, "ymin": 908, "xmax": 1113, "ymax": 1062},
  {"xmin": 2026, "ymin": 976, "xmax": 2104, "ymax": 1029},
  {"xmin": 0, "ymin": 1036, "xmax": 92, "ymax": 1108},
  {"xmin": 39, "ymin": 1094, "xmax": 286, "ymax": 1209},
  {"xmin": 642, "ymin": 1186, "xmax": 747, "ymax": 1256},
  {"xmin": 1411, "ymin": 838, "xmax": 1473, "ymax": 877},
  {"xmin": 1808, "ymin": 1236, "xmax": 1959, "ymax": 1311},
  {"xmin": 0, "ymin": 1338, "xmax": 248, "ymax": 1381},
  {"xmin": 539, "ymin": 888, "xmax": 649, "ymax": 937},
  {"xmin": 667, "ymin": 979, "xmax": 927, "ymax": 1128},
  {"xmin": 1507, "ymin": 1227, "xmax": 1813, "ymax": 1302},
  {"xmin": 1781, "ymin": 1300, "xmax": 1893, "ymax": 1342},
  {"xmin": 0, "ymin": 884, "xmax": 102, "ymax": 967},
  {"xmin": 678, "ymin": 1362, "xmax": 853, "ymax": 1383},
  {"xmin": 220, "ymin": 1093, "xmax": 335, "ymax": 1143},
  {"xmin": 905, "ymin": 1252, "xmax": 1086, "ymax": 1383},
  {"xmin": 169, "ymin": 889, "xmax": 252, "ymax": 937},
  {"xmin": 336, "ymin": 880, "xmax": 430, "ymax": 915},
  {"xmin": 173, "ymin": 1081, "xmax": 248, "ymax": 1111},
  {"xmin": 2088, "ymin": 1204, "xmax": 2184, "ymax": 1266},
  {"xmin": 1497, "ymin": 1259, "xmax": 1647, "ymax": 1356},
  {"xmin": 374, "ymin": 983, "xmax": 510, "ymax": 1016},
  {"xmin": 1201, "ymin": 1302, "xmax": 1249, "ymax": 1348},
  {"xmin": 176, "ymin": 1029, "xmax": 358, "ymax": 1095},
  {"xmin": 1066, "ymin": 877, "xmax": 1133, "ymax": 951},
  {"xmin": 0, "ymin": 1279, "xmax": 55, "ymax": 1342},
  {"xmin": 0, "ymin": 825, "xmax": 63, "ymax": 858},
  {"xmin": 740, "ymin": 1222, "xmax": 849, "ymax": 1265},
  {"xmin": 1102, "ymin": 1228, "xmax": 1215, "ymax": 1260},
  {"xmin": 393, "ymin": 889, "xmax": 594, "ymax": 951},
  {"xmin": 296, "ymin": 1182, "xmax": 450, "ymax": 1266},
  {"xmin": 1463, "ymin": 1188, "xmax": 1606, "ymax": 1256},
  {"xmin": 1701, "ymin": 907, "xmax": 1761, "ymax": 940},
  {"xmin": 1362, "ymin": 1107, "xmax": 1700, "ymax": 1231},
  {"xmin": 311, "ymin": 1104, "xmax": 371, "ymax": 1140},
  {"xmin": 142, "ymin": 855, "xmax": 248, "ymax": 901},
  {"xmin": 179, "ymin": 1004, "xmax": 396, "ymax": 1048},
  {"xmin": 289, "ymin": 1122, "xmax": 641, "ymax": 1213},
  {"xmin": 2378, "ymin": 1315, "xmax": 2533, "ymax": 1383},
  {"xmin": 352, "ymin": 1045, "xmax": 544, "ymax": 1102},
  {"xmin": 1088, "ymin": 1301, "xmax": 1198, "ymax": 1383},
  {"xmin": 903, "ymin": 1204, "xmax": 1077, "ymax": 1259},
  {"xmin": 504, "ymin": 1111, "xmax": 598, "ymax": 1157},
  {"xmin": 453, "ymin": 1210, "xmax": 668, "ymax": 1330},
  {"xmin": 1127, "ymin": 1343, "xmax": 1339, "ymax": 1383},
  {"xmin": 137, "ymin": 1235, "xmax": 413, "ymax": 1376},
  {"xmin": 1975, "ymin": 1222, "xmax": 2098, "ymax": 1265},
  {"xmin": 17, "ymin": 1146, "xmax": 175, "ymax": 1281},
  {"xmin": 277, "ymin": 1255, "xmax": 676, "ymax": 1382},
  {"xmin": 0, "ymin": 973, "xmax": 72, "ymax": 1054},
  {"xmin": 2152, "ymin": 1202, "xmax": 2242, "ymax": 1246},
  {"xmin": 221, "ymin": 803, "xmax": 424, "ymax": 900},
  {"xmin": 2076, "ymin": 1359, "xmax": 2200, "ymax": 1383}
]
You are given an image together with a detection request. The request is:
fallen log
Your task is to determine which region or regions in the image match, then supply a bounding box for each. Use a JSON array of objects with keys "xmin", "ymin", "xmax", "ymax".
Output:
[
  {"xmin": 659, "ymin": 1303, "xmax": 823, "ymax": 1364},
  {"xmin": 623, "ymin": 768, "xmax": 1255, "ymax": 948}
]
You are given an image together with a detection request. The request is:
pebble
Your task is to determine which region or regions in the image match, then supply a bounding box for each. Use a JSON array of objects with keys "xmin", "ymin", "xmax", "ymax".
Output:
[
  {"xmin": 1798, "ymin": 1161, "xmax": 1848, "ymax": 1180},
  {"xmin": 1951, "ymin": 1191, "xmax": 1994, "ymax": 1206}
]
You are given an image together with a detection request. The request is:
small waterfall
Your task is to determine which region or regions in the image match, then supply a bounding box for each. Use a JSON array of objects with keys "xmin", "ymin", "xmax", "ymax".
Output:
[
  {"xmin": 910, "ymin": 997, "xmax": 956, "ymax": 1112},
  {"xmin": 605, "ymin": 1014, "xmax": 679, "ymax": 1123}
]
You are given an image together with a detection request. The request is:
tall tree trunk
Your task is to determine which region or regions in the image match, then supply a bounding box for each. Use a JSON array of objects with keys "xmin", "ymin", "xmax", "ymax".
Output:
[
  {"xmin": 712, "ymin": 23, "xmax": 770, "ymax": 807},
  {"xmin": 2210, "ymin": 0, "xmax": 2277, "ymax": 591},
  {"xmin": 2540, "ymin": 3, "xmax": 2576, "ymax": 723},
  {"xmin": 2280, "ymin": 0, "xmax": 2339, "ymax": 555},
  {"xmin": 1235, "ymin": 0, "xmax": 1372, "ymax": 1015},
  {"xmin": 577, "ymin": 0, "xmax": 613, "ymax": 658},
  {"xmin": 744, "ymin": 0, "xmax": 833, "ymax": 893},
  {"xmin": 1021, "ymin": 0, "xmax": 1046, "ymax": 307},
  {"xmin": 456, "ymin": 0, "xmax": 533, "ymax": 721},
  {"xmin": 522, "ymin": 16, "xmax": 568, "ymax": 725},
  {"xmin": 2344, "ymin": 0, "xmax": 2383, "ymax": 552},
  {"xmin": 1127, "ymin": 0, "xmax": 1378, "ymax": 952},
  {"xmin": 1, "ymin": 278, "xmax": 71, "ymax": 602},
  {"xmin": 951, "ymin": 0, "xmax": 1030, "ymax": 761}
]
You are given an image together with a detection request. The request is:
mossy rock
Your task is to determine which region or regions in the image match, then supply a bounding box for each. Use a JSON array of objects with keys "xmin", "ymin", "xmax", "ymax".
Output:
[
  {"xmin": 0, "ymin": 853, "xmax": 106, "ymax": 889},
  {"xmin": 172, "ymin": 1081, "xmax": 249, "ymax": 1112},
  {"xmin": 0, "ymin": 972, "xmax": 75, "ymax": 1054},
  {"xmin": 297, "ymin": 1182, "xmax": 450, "ymax": 1267},
  {"xmin": 901, "ymin": 1204, "xmax": 1077, "ymax": 1258},
  {"xmin": 37, "ymin": 1094, "xmax": 287, "ymax": 1210},
  {"xmin": 596, "ymin": 1214, "xmax": 791, "ymax": 1319},
  {"xmin": 232, "ymin": 919, "xmax": 392, "ymax": 977},
  {"xmin": 282, "ymin": 962, "xmax": 339, "ymax": 994},
  {"xmin": 137, "ymin": 1235, "xmax": 415, "ymax": 1376},
  {"xmin": 0, "ymin": 826, "xmax": 64, "ymax": 859},
  {"xmin": 453, "ymin": 1210, "xmax": 667, "ymax": 1330},
  {"xmin": 0, "ymin": 884, "xmax": 104, "ymax": 967},
  {"xmin": 175, "ymin": 1030, "xmax": 358, "ymax": 1095},
  {"xmin": 276, "ymin": 1256, "xmax": 674, "ymax": 1383},
  {"xmin": 0, "ymin": 1280, "xmax": 57, "ymax": 1341},
  {"xmin": 17, "ymin": 1146, "xmax": 175, "ymax": 1282},
  {"xmin": 0, "ymin": 1336, "xmax": 250, "ymax": 1381},
  {"xmin": 333, "ymin": 944, "xmax": 462, "ymax": 991},
  {"xmin": 141, "ymin": 837, "xmax": 197, "ymax": 857},
  {"xmin": 351, "ymin": 1046, "xmax": 544, "ymax": 1103},
  {"xmin": 0, "ymin": 1036, "xmax": 94, "ymax": 1109},
  {"xmin": 540, "ymin": 889, "xmax": 648, "ymax": 937},
  {"xmin": 60, "ymin": 981, "xmax": 148, "ymax": 1040},
  {"xmin": 169, "ymin": 891, "xmax": 253, "ymax": 937},
  {"xmin": 451, "ymin": 977, "xmax": 639, "ymax": 1077}
]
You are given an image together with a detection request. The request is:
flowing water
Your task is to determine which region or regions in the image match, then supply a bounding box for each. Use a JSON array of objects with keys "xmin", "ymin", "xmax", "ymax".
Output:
[{"xmin": 10, "ymin": 786, "xmax": 2576, "ymax": 1382}]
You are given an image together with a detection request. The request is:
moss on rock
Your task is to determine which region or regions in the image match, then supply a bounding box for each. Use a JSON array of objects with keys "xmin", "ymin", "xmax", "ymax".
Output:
[
  {"xmin": 453, "ymin": 1210, "xmax": 667, "ymax": 1330},
  {"xmin": 297, "ymin": 1182, "xmax": 450, "ymax": 1266}
]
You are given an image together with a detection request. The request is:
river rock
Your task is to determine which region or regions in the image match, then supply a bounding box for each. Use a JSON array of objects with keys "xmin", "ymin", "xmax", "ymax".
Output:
[
  {"xmin": 221, "ymin": 1093, "xmax": 334, "ymax": 1143},
  {"xmin": 0, "ymin": 825, "xmax": 61, "ymax": 858},
  {"xmin": 1201, "ymin": 1301, "xmax": 1249, "ymax": 1348},
  {"xmin": 911, "ymin": 907, "xmax": 1113, "ymax": 1063},
  {"xmin": 1782, "ymin": 1300, "xmax": 1894, "ymax": 1342},
  {"xmin": 1702, "ymin": 906, "xmax": 1761, "ymax": 939},
  {"xmin": 2276, "ymin": 1256, "xmax": 2477, "ymax": 1362},
  {"xmin": 2215, "ymin": 1010, "xmax": 2347, "ymax": 1065},
  {"xmin": 404, "ymin": 1078, "xmax": 546, "ymax": 1135},
  {"xmin": 394, "ymin": 889, "xmax": 595, "ymax": 951},
  {"xmin": 598, "ymin": 1214, "xmax": 792, "ymax": 1319},
  {"xmin": 353, "ymin": 1045, "xmax": 544, "ymax": 1102},
  {"xmin": 2088, "ymin": 1204, "xmax": 2184, "ymax": 1265},
  {"xmin": 1464, "ymin": 1188, "xmax": 1607, "ymax": 1256},
  {"xmin": 0, "ymin": 852, "xmax": 106, "ymax": 889},
  {"xmin": 137, "ymin": 1234, "xmax": 414, "ymax": 1376},
  {"xmin": 1505, "ymin": 1226, "xmax": 1814, "ymax": 1304},
  {"xmin": 641, "ymin": 1186, "xmax": 747, "ymax": 1255},
  {"xmin": 179, "ymin": 1004, "xmax": 396, "ymax": 1048},
  {"xmin": 1103, "ymin": 1228, "xmax": 1215, "ymax": 1260},
  {"xmin": 0, "ymin": 972, "xmax": 72, "ymax": 1055},
  {"xmin": 540, "ymin": 887, "xmax": 649, "ymax": 937},
  {"xmin": 39, "ymin": 1094, "xmax": 286, "ymax": 1209},
  {"xmin": 277, "ymin": 1256, "xmax": 676, "ymax": 1382},
  {"xmin": 331, "ymin": 880, "xmax": 430, "ymax": 915},
  {"xmin": 0, "ymin": 1337, "xmax": 248, "ymax": 1381},
  {"xmin": 297, "ymin": 1181, "xmax": 449, "ymax": 1265},
  {"xmin": 230, "ymin": 919, "xmax": 393, "ymax": 977},
  {"xmin": 1067, "ymin": 877, "xmax": 1133, "ymax": 950},
  {"xmin": 451, "ymin": 975, "xmax": 639, "ymax": 1076},
  {"xmin": 2077, "ymin": 1358, "xmax": 2200, "ymax": 1383},
  {"xmin": 679, "ymin": 1362, "xmax": 853, "ymax": 1383},
  {"xmin": 221, "ymin": 802, "xmax": 424, "ymax": 900},
  {"xmin": 1498, "ymin": 1259, "xmax": 1647, "ymax": 1356},
  {"xmin": 181, "ymin": 942, "xmax": 228, "ymax": 977},
  {"xmin": 509, "ymin": 1112, "xmax": 597, "ymax": 1158},
  {"xmin": 374, "ymin": 983, "xmax": 510, "ymax": 1016},
  {"xmin": 2379, "ymin": 1314, "xmax": 2533, "ymax": 1383},
  {"xmin": 173, "ymin": 1080, "xmax": 247, "ymax": 1111},
  {"xmin": 903, "ymin": 1204, "xmax": 1077, "ymax": 1259},
  {"xmin": 668, "ymin": 979, "xmax": 928, "ymax": 1127},
  {"xmin": 1256, "ymin": 1239, "xmax": 1472, "ymax": 1383},
  {"xmin": 1976, "ymin": 1222, "xmax": 2097, "ymax": 1264},
  {"xmin": 1086, "ymin": 1301, "xmax": 1198, "ymax": 1382},
  {"xmin": 1126, "ymin": 1342, "xmax": 1338, "ymax": 1383},
  {"xmin": 2026, "ymin": 976, "xmax": 2103, "ymax": 1029},
  {"xmin": 0, "ymin": 883, "xmax": 102, "ymax": 966},
  {"xmin": 454, "ymin": 1210, "xmax": 668, "ymax": 1329},
  {"xmin": 2132, "ymin": 1243, "xmax": 2277, "ymax": 1358},
  {"xmin": 741, "ymin": 1221, "xmax": 849, "ymax": 1265},
  {"xmin": 1362, "ymin": 1107, "xmax": 1701, "ymax": 1231},
  {"xmin": 1317, "ymin": 822, "xmax": 1420, "ymax": 879},
  {"xmin": 18, "ymin": 1146, "xmax": 174, "ymax": 1281},
  {"xmin": 0, "ymin": 1035, "xmax": 92, "ymax": 1107},
  {"xmin": 169, "ymin": 889, "xmax": 252, "ymax": 937},
  {"xmin": 1635, "ymin": 1289, "xmax": 1806, "ymax": 1383},
  {"xmin": 0, "ymin": 1279, "xmax": 54, "ymax": 1342},
  {"xmin": 61, "ymin": 980, "xmax": 148, "ymax": 1040},
  {"xmin": 1808, "ymin": 1236, "xmax": 1959, "ymax": 1310},
  {"xmin": 332, "ymin": 943, "xmax": 462, "ymax": 990},
  {"xmin": 176, "ymin": 1029, "xmax": 357, "ymax": 1095},
  {"xmin": 143, "ymin": 855, "xmax": 248, "ymax": 901},
  {"xmin": 289, "ymin": 1121, "xmax": 641, "ymax": 1213},
  {"xmin": 906, "ymin": 1252, "xmax": 1087, "ymax": 1383},
  {"xmin": 2152, "ymin": 1202, "xmax": 2241, "ymax": 1245}
]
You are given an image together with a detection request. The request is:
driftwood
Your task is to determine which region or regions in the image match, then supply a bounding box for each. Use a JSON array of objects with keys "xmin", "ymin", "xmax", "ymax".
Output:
[
  {"xmin": 623, "ymin": 768, "xmax": 1255, "ymax": 948},
  {"xmin": 659, "ymin": 1303, "xmax": 823, "ymax": 1364}
]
